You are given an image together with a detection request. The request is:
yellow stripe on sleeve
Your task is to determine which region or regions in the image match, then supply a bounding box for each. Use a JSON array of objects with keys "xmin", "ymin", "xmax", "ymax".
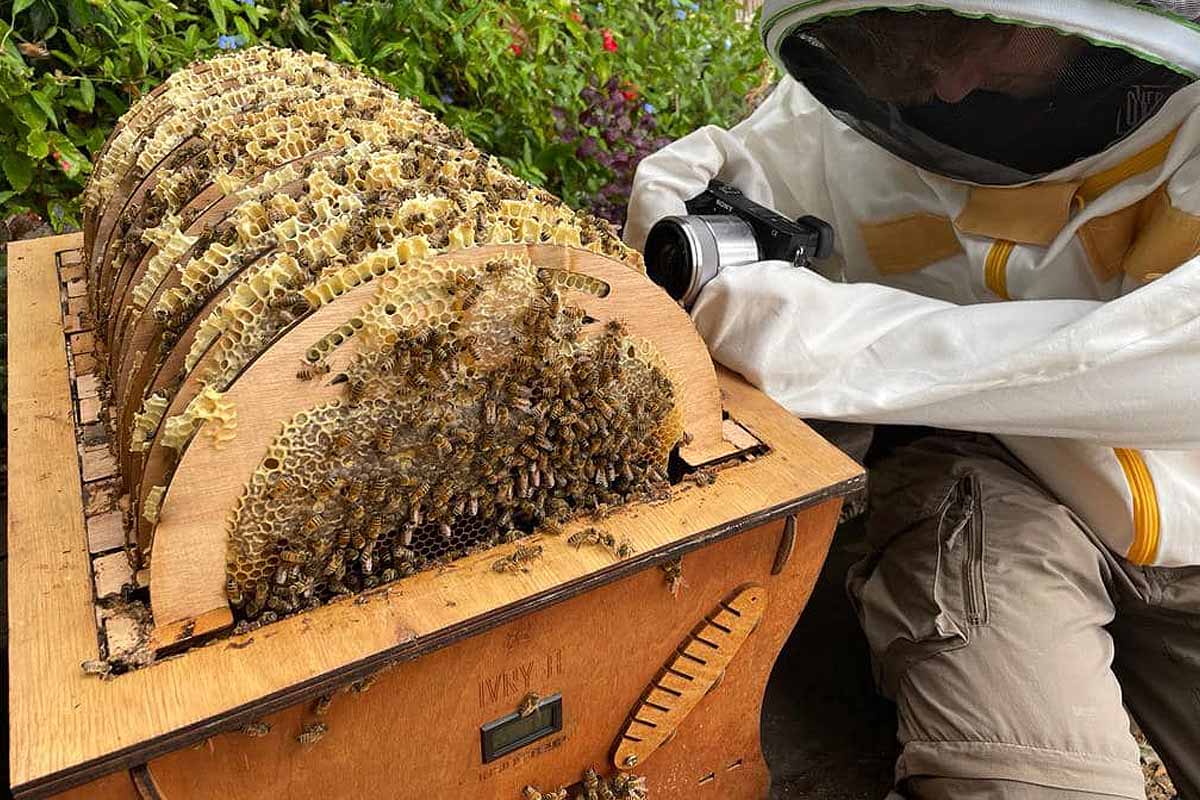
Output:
[{"xmin": 1114, "ymin": 448, "xmax": 1161, "ymax": 565}]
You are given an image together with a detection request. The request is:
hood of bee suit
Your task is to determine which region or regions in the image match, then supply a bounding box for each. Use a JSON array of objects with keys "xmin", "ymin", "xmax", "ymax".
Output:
[{"xmin": 759, "ymin": 0, "xmax": 1200, "ymax": 186}]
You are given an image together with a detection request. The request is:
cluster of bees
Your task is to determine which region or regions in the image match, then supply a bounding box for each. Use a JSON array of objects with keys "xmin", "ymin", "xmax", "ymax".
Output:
[
  {"xmin": 83, "ymin": 44, "xmax": 667, "ymax": 614},
  {"xmin": 226, "ymin": 253, "xmax": 681, "ymax": 620},
  {"xmin": 524, "ymin": 767, "xmax": 649, "ymax": 800}
]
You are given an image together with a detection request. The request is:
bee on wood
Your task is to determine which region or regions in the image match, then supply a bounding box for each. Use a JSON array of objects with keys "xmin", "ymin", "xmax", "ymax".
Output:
[
  {"xmin": 297, "ymin": 361, "xmax": 331, "ymax": 381},
  {"xmin": 239, "ymin": 721, "xmax": 271, "ymax": 737},
  {"xmin": 313, "ymin": 693, "xmax": 334, "ymax": 716},
  {"xmin": 349, "ymin": 673, "xmax": 379, "ymax": 694},
  {"xmin": 380, "ymin": 567, "xmax": 399, "ymax": 583},
  {"xmin": 688, "ymin": 467, "xmax": 717, "ymax": 487},
  {"xmin": 296, "ymin": 722, "xmax": 328, "ymax": 746},
  {"xmin": 81, "ymin": 659, "xmax": 112, "ymax": 678}
]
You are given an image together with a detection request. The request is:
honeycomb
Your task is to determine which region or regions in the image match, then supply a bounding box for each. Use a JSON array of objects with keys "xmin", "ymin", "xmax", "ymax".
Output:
[
  {"xmin": 84, "ymin": 48, "xmax": 677, "ymax": 626},
  {"xmin": 225, "ymin": 254, "xmax": 679, "ymax": 618}
]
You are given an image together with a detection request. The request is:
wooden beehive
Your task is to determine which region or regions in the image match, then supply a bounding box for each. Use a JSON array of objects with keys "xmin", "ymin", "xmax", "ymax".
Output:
[
  {"xmin": 80, "ymin": 47, "xmax": 748, "ymax": 643},
  {"xmin": 7, "ymin": 47, "xmax": 865, "ymax": 800}
]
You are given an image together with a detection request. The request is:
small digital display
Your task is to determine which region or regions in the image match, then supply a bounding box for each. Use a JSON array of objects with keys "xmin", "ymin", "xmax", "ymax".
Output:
[{"xmin": 480, "ymin": 693, "xmax": 563, "ymax": 763}]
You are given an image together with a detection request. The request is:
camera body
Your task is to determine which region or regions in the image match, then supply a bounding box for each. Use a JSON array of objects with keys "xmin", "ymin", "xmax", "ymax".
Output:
[{"xmin": 644, "ymin": 180, "xmax": 834, "ymax": 307}]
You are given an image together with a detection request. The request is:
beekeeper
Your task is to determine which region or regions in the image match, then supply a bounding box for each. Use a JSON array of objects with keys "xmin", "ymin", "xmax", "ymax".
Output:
[{"xmin": 626, "ymin": 2, "xmax": 1200, "ymax": 797}]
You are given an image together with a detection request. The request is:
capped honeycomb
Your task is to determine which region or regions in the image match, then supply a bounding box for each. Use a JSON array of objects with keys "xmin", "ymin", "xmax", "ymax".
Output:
[{"xmin": 83, "ymin": 48, "xmax": 680, "ymax": 626}]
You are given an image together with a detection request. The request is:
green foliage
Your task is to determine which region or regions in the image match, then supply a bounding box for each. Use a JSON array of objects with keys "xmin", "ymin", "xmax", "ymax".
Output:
[{"xmin": 0, "ymin": 0, "xmax": 771, "ymax": 229}]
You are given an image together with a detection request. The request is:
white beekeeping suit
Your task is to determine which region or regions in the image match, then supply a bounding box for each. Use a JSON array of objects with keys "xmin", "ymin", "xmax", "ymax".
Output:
[{"xmin": 627, "ymin": 0, "xmax": 1200, "ymax": 567}]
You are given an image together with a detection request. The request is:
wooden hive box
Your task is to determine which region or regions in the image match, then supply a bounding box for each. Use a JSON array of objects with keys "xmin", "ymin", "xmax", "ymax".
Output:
[{"xmin": 8, "ymin": 232, "xmax": 862, "ymax": 800}]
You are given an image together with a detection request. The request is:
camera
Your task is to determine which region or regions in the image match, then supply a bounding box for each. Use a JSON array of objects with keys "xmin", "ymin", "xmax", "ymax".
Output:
[{"xmin": 644, "ymin": 180, "xmax": 834, "ymax": 307}]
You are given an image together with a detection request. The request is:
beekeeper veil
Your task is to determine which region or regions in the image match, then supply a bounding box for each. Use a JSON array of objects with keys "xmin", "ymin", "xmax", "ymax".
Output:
[{"xmin": 761, "ymin": 1, "xmax": 1200, "ymax": 185}]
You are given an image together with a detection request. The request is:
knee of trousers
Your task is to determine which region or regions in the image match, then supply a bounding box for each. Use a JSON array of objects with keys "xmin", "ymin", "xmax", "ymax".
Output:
[{"xmin": 849, "ymin": 438, "xmax": 1144, "ymax": 798}]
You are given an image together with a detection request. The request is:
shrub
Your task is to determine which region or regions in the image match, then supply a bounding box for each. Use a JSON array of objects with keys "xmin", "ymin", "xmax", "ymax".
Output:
[{"xmin": 0, "ymin": 0, "xmax": 772, "ymax": 231}]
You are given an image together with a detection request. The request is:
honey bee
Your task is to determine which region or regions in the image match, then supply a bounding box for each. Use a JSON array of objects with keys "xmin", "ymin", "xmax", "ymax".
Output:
[
  {"xmin": 296, "ymin": 722, "xmax": 328, "ymax": 746},
  {"xmin": 324, "ymin": 550, "xmax": 344, "ymax": 576},
  {"xmin": 317, "ymin": 475, "xmax": 344, "ymax": 496},
  {"xmin": 269, "ymin": 475, "xmax": 297, "ymax": 499},
  {"xmin": 431, "ymin": 432, "xmax": 452, "ymax": 456},
  {"xmin": 337, "ymin": 526, "xmax": 353, "ymax": 547},
  {"xmin": 375, "ymin": 424, "xmax": 396, "ymax": 451},
  {"xmin": 280, "ymin": 548, "xmax": 305, "ymax": 564},
  {"xmin": 366, "ymin": 516, "xmax": 383, "ymax": 541},
  {"xmin": 360, "ymin": 552, "xmax": 375, "ymax": 575},
  {"xmin": 302, "ymin": 512, "xmax": 325, "ymax": 535},
  {"xmin": 517, "ymin": 691, "xmax": 541, "ymax": 717},
  {"xmin": 239, "ymin": 721, "xmax": 272, "ymax": 737},
  {"xmin": 399, "ymin": 526, "xmax": 415, "ymax": 547},
  {"xmin": 393, "ymin": 545, "xmax": 415, "ymax": 562},
  {"xmin": 518, "ymin": 442, "xmax": 538, "ymax": 460},
  {"xmin": 349, "ymin": 672, "xmax": 379, "ymax": 694},
  {"xmin": 313, "ymin": 693, "xmax": 334, "ymax": 716},
  {"xmin": 344, "ymin": 478, "xmax": 365, "ymax": 503},
  {"xmin": 297, "ymin": 361, "xmax": 331, "ymax": 381}
]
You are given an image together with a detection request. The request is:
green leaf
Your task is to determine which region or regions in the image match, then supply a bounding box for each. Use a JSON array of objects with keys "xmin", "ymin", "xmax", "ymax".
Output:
[
  {"xmin": 12, "ymin": 97, "xmax": 47, "ymax": 131},
  {"xmin": 48, "ymin": 132, "xmax": 88, "ymax": 178},
  {"xmin": 13, "ymin": 0, "xmax": 37, "ymax": 17},
  {"xmin": 208, "ymin": 0, "xmax": 226, "ymax": 31},
  {"xmin": 30, "ymin": 90, "xmax": 57, "ymax": 127},
  {"xmin": 78, "ymin": 76, "xmax": 95, "ymax": 112},
  {"xmin": 326, "ymin": 31, "xmax": 355, "ymax": 62},
  {"xmin": 0, "ymin": 190, "xmax": 17, "ymax": 206},
  {"xmin": 234, "ymin": 16, "xmax": 252, "ymax": 42},
  {"xmin": 25, "ymin": 129, "xmax": 49, "ymax": 159},
  {"xmin": 2, "ymin": 152, "xmax": 33, "ymax": 193}
]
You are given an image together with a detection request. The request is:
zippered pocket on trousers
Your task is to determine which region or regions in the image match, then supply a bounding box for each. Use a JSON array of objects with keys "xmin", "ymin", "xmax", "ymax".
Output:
[{"xmin": 948, "ymin": 473, "xmax": 989, "ymax": 626}]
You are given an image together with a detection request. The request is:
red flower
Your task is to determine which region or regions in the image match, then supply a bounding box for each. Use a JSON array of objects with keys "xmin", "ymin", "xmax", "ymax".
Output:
[
  {"xmin": 623, "ymin": 89, "xmax": 637, "ymax": 101},
  {"xmin": 510, "ymin": 42, "xmax": 523, "ymax": 56},
  {"xmin": 602, "ymin": 29, "xmax": 618, "ymax": 52},
  {"xmin": 570, "ymin": 11, "xmax": 583, "ymax": 23}
]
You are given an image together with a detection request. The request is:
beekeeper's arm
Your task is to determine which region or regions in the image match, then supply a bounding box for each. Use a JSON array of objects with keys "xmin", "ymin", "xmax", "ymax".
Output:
[{"xmin": 626, "ymin": 89, "xmax": 1200, "ymax": 451}]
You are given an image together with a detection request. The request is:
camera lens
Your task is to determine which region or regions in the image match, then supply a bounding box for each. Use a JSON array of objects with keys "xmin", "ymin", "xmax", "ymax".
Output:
[
  {"xmin": 645, "ymin": 222, "xmax": 695, "ymax": 303},
  {"xmin": 645, "ymin": 215, "xmax": 759, "ymax": 307}
]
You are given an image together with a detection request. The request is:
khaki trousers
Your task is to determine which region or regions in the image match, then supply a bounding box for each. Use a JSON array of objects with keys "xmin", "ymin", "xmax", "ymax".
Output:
[{"xmin": 848, "ymin": 430, "xmax": 1200, "ymax": 799}]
